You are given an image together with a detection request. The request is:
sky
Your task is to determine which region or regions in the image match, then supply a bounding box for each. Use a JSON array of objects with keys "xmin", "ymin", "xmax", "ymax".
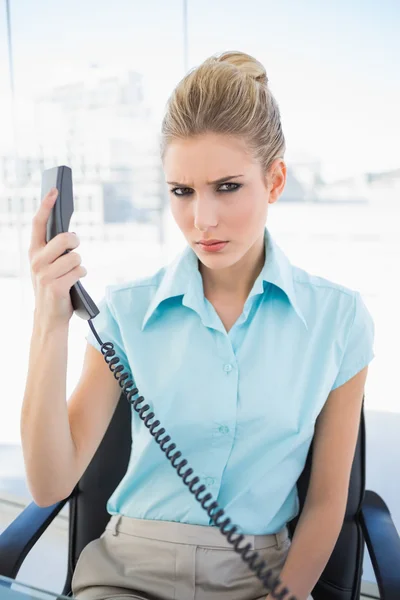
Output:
[{"xmin": 0, "ymin": 0, "xmax": 399, "ymax": 181}]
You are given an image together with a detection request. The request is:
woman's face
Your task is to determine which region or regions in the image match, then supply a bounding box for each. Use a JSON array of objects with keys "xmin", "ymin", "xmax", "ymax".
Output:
[{"xmin": 163, "ymin": 132, "xmax": 286, "ymax": 270}]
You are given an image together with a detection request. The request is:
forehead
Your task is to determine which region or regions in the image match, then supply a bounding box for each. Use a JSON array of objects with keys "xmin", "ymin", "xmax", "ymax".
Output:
[{"xmin": 163, "ymin": 133, "xmax": 258, "ymax": 182}]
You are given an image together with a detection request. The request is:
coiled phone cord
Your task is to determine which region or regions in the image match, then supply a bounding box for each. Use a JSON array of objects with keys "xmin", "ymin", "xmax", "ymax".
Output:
[{"xmin": 89, "ymin": 321, "xmax": 297, "ymax": 600}]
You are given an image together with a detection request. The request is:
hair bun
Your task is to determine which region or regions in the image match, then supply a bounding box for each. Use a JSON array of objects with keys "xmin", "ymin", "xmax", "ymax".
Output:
[{"xmin": 215, "ymin": 51, "xmax": 268, "ymax": 85}]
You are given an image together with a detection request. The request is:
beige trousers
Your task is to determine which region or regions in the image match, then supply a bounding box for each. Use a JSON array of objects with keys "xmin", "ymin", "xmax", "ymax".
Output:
[{"xmin": 71, "ymin": 514, "xmax": 313, "ymax": 600}]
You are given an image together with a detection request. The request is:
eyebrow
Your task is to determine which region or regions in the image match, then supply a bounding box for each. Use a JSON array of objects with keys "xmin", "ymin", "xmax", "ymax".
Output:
[{"xmin": 167, "ymin": 174, "xmax": 244, "ymax": 186}]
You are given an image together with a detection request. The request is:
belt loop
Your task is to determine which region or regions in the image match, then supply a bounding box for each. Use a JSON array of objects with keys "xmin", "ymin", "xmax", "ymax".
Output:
[
  {"xmin": 276, "ymin": 526, "xmax": 289, "ymax": 551},
  {"xmin": 275, "ymin": 525, "xmax": 287, "ymax": 551},
  {"xmin": 111, "ymin": 515, "xmax": 122, "ymax": 536}
]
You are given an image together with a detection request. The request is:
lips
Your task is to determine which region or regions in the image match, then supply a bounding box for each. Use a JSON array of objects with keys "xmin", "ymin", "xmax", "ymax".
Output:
[
  {"xmin": 197, "ymin": 240, "xmax": 228, "ymax": 252},
  {"xmin": 198, "ymin": 240, "xmax": 227, "ymax": 246}
]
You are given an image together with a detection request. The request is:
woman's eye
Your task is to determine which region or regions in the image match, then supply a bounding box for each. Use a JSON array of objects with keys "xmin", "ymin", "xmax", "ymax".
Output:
[
  {"xmin": 219, "ymin": 182, "xmax": 241, "ymax": 192},
  {"xmin": 170, "ymin": 187, "xmax": 192, "ymax": 196}
]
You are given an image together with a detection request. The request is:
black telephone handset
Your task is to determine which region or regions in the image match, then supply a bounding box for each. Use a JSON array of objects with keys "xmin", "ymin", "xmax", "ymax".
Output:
[
  {"xmin": 40, "ymin": 165, "xmax": 296, "ymax": 600},
  {"xmin": 41, "ymin": 166, "xmax": 99, "ymax": 321}
]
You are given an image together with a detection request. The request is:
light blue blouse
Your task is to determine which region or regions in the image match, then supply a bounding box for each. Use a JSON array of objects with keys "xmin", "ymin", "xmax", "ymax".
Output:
[{"xmin": 86, "ymin": 226, "xmax": 375, "ymax": 535}]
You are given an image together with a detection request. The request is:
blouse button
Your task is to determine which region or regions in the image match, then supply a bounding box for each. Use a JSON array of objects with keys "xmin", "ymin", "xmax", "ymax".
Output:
[{"xmin": 224, "ymin": 364, "xmax": 233, "ymax": 373}]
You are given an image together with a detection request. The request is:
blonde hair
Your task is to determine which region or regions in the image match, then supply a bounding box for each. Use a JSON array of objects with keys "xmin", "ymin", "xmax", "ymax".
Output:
[{"xmin": 160, "ymin": 50, "xmax": 286, "ymax": 174}]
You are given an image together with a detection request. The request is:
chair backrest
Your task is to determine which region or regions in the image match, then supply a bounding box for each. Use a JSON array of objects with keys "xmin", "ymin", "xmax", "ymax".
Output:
[
  {"xmin": 287, "ymin": 398, "xmax": 366, "ymax": 600},
  {"xmin": 65, "ymin": 392, "xmax": 132, "ymax": 595},
  {"xmin": 64, "ymin": 394, "xmax": 366, "ymax": 600}
]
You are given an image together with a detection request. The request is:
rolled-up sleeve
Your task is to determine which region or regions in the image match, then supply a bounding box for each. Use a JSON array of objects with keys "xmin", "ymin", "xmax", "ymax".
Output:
[
  {"xmin": 85, "ymin": 287, "xmax": 131, "ymax": 378},
  {"xmin": 331, "ymin": 291, "xmax": 375, "ymax": 391}
]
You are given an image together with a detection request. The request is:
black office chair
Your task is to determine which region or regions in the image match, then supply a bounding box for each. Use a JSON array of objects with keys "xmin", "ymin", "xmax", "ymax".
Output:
[{"xmin": 0, "ymin": 393, "xmax": 399, "ymax": 599}]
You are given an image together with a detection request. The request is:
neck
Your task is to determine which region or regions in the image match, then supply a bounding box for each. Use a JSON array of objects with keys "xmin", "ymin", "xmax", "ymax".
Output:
[{"xmin": 199, "ymin": 232, "xmax": 266, "ymax": 301}]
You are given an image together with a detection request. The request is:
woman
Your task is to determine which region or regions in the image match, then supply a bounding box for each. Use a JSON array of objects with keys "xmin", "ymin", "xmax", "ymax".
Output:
[{"xmin": 24, "ymin": 51, "xmax": 375, "ymax": 600}]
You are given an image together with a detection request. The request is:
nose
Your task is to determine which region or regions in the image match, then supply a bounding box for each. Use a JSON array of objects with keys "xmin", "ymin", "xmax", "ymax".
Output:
[{"xmin": 193, "ymin": 195, "xmax": 218, "ymax": 232}]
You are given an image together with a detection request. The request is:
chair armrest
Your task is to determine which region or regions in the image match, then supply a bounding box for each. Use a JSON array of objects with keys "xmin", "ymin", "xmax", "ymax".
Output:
[
  {"xmin": 0, "ymin": 497, "xmax": 69, "ymax": 579},
  {"xmin": 360, "ymin": 489, "xmax": 400, "ymax": 600}
]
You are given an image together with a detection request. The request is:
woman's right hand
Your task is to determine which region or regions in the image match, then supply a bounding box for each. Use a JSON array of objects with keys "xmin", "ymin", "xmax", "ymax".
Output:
[{"xmin": 28, "ymin": 187, "xmax": 87, "ymax": 330}]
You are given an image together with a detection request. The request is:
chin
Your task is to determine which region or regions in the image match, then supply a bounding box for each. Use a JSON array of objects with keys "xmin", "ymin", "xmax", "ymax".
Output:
[{"xmin": 196, "ymin": 253, "xmax": 240, "ymax": 270}]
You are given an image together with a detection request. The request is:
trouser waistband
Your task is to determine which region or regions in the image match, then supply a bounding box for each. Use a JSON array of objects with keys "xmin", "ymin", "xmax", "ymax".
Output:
[{"xmin": 105, "ymin": 514, "xmax": 289, "ymax": 550}]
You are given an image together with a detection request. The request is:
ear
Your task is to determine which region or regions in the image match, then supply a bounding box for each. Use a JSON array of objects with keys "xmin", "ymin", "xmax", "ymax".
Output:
[{"xmin": 267, "ymin": 159, "xmax": 286, "ymax": 204}]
